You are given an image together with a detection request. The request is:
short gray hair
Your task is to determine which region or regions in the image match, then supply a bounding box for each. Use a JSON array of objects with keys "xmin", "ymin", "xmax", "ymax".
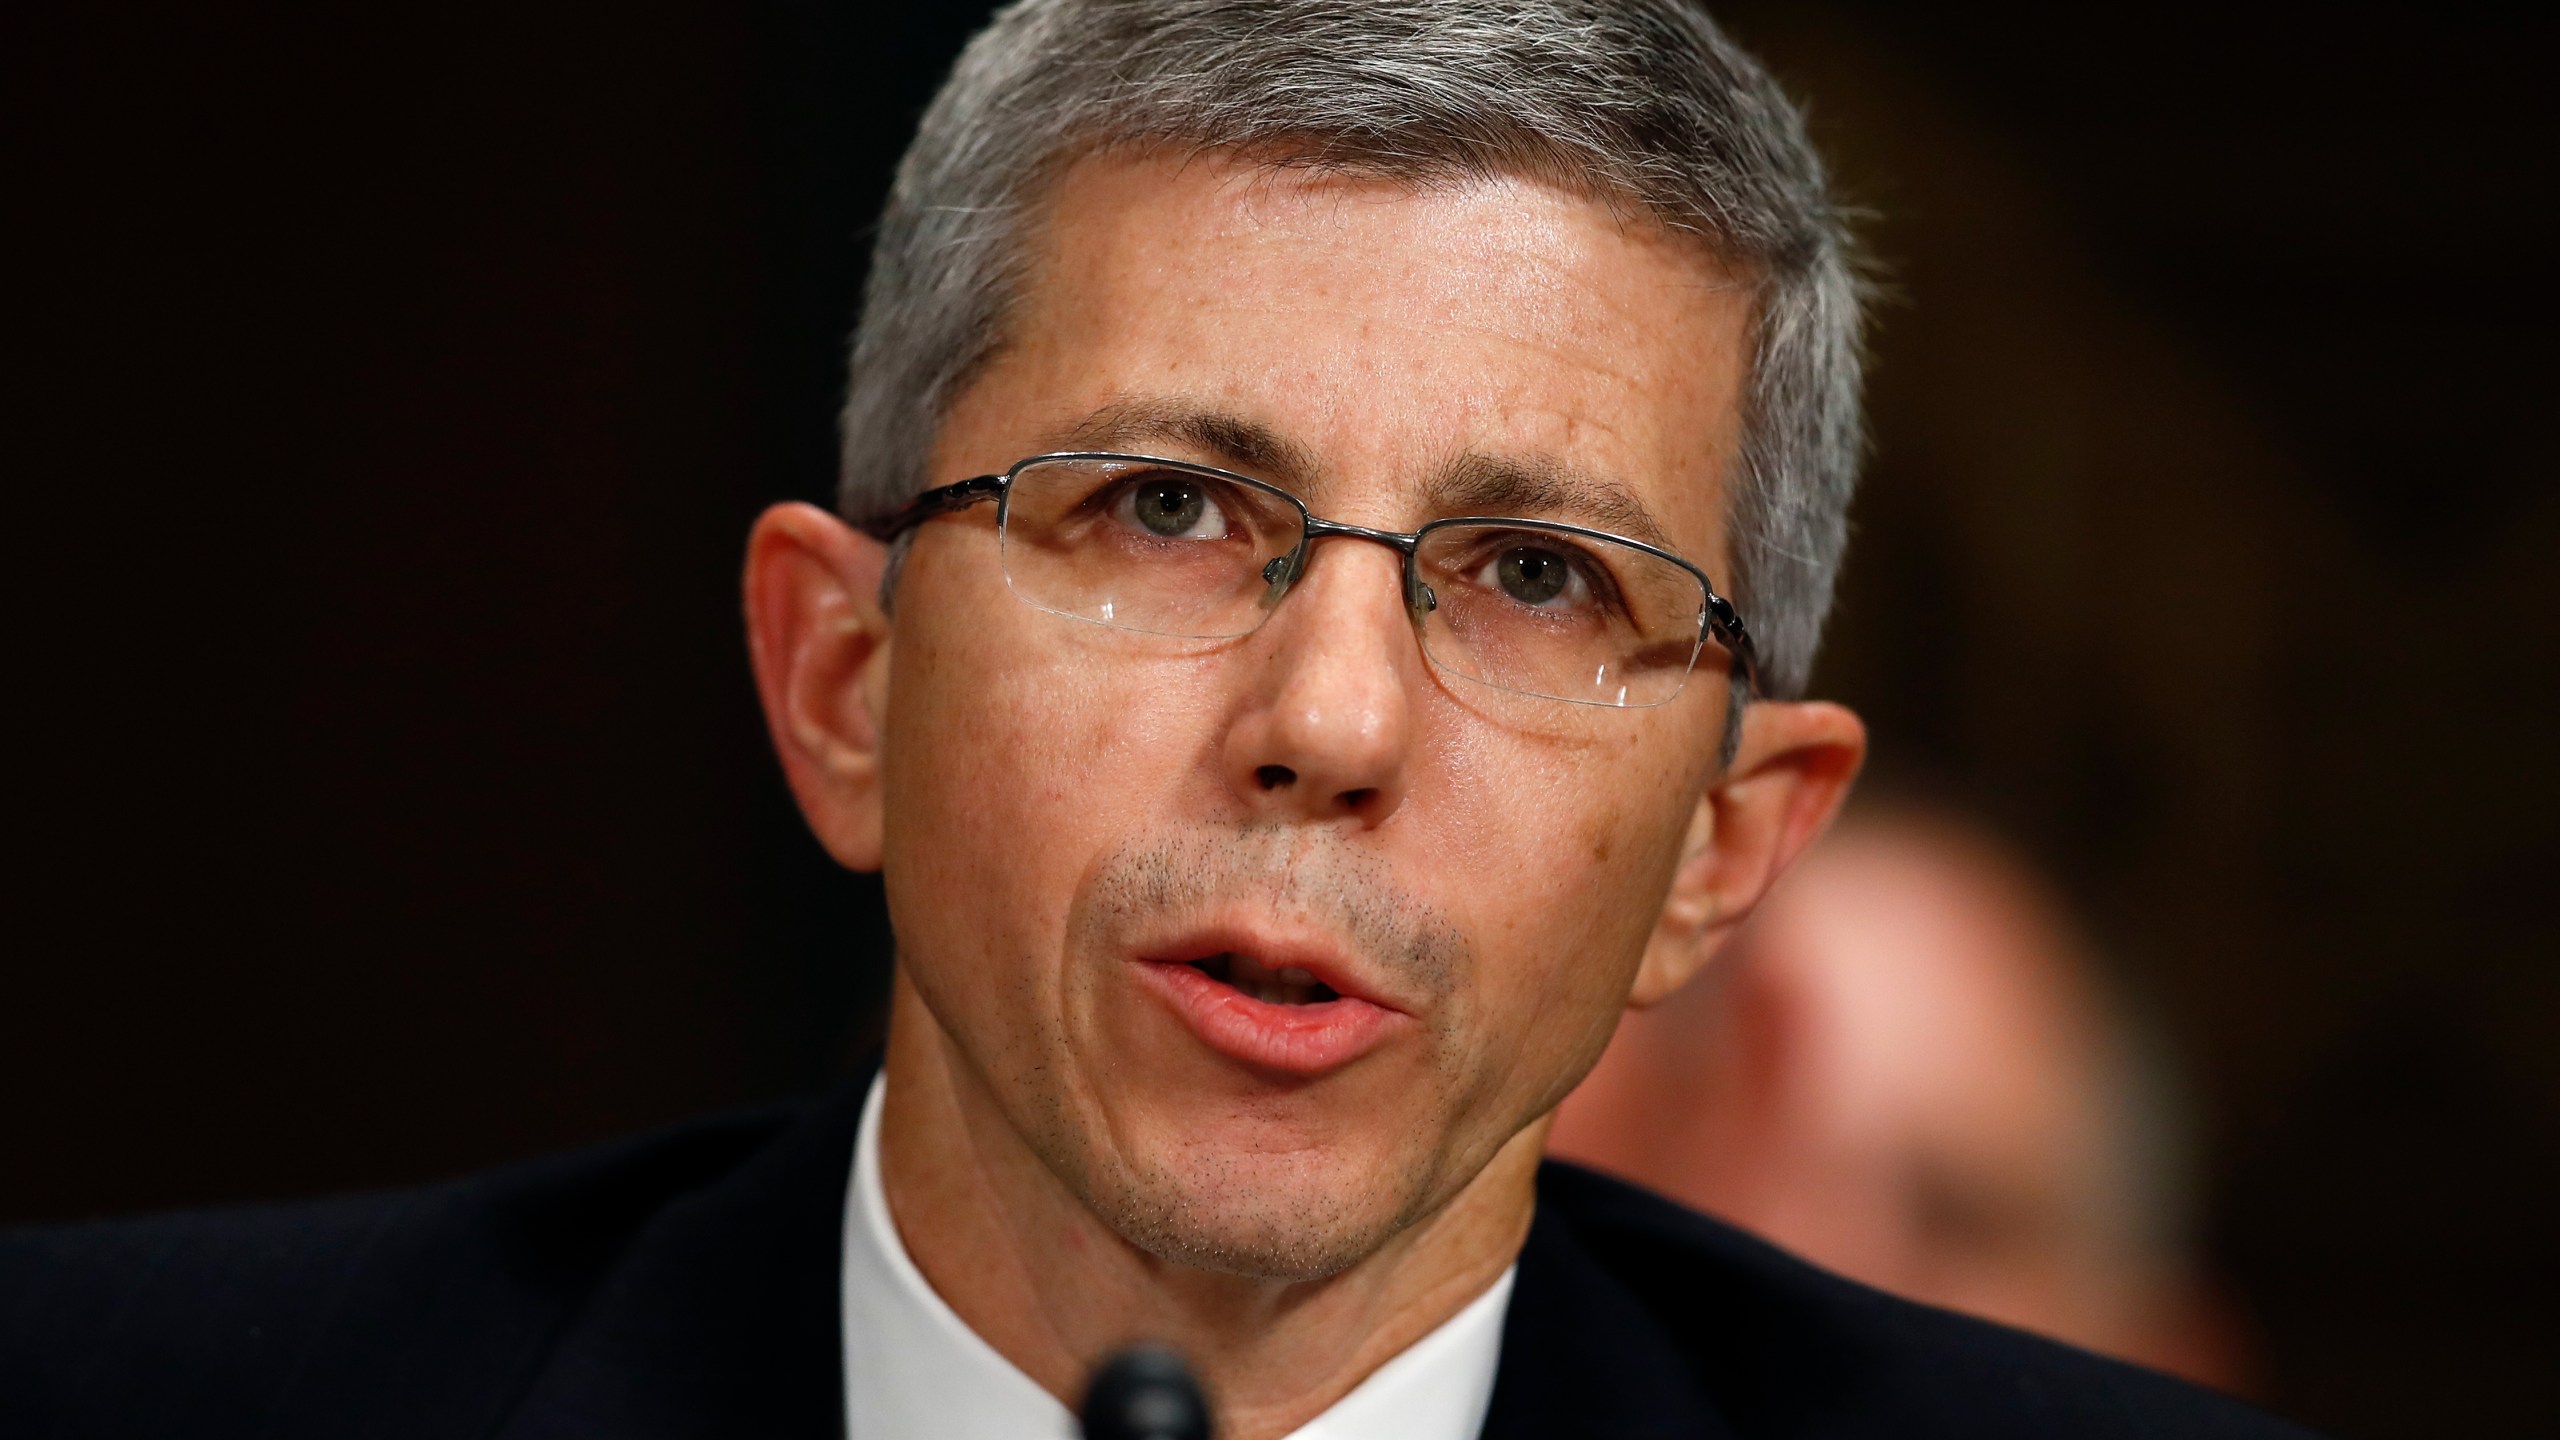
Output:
[{"xmin": 840, "ymin": 0, "xmax": 1864, "ymax": 698}]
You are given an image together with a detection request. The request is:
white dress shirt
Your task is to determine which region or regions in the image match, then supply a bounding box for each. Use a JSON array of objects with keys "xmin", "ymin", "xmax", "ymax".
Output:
[{"xmin": 840, "ymin": 1076, "xmax": 1516, "ymax": 1440}]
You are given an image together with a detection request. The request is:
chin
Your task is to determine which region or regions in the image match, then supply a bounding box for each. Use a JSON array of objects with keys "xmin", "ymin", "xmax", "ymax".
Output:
[{"xmin": 1081, "ymin": 1135, "xmax": 1432, "ymax": 1282}]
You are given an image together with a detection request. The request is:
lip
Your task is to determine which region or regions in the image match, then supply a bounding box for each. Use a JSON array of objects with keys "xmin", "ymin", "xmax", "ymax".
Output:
[{"xmin": 1129, "ymin": 926, "xmax": 1412, "ymax": 1076}]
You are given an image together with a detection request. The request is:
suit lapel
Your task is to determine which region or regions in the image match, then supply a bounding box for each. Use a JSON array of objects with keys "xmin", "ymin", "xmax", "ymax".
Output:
[
  {"xmin": 1480, "ymin": 1186, "xmax": 1738, "ymax": 1440},
  {"xmin": 493, "ymin": 1079, "xmax": 868, "ymax": 1440}
]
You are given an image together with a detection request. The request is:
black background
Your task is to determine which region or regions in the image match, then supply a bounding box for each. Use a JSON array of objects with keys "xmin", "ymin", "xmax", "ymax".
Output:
[{"xmin": 7, "ymin": 4, "xmax": 2555, "ymax": 1434}]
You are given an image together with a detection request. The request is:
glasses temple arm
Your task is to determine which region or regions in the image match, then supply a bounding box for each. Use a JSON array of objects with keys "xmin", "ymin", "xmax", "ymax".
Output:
[{"xmin": 857, "ymin": 474, "xmax": 1007, "ymax": 541}]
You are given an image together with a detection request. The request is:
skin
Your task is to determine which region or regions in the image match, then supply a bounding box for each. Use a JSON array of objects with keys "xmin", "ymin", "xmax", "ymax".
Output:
[{"xmin": 743, "ymin": 152, "xmax": 1864, "ymax": 1439}]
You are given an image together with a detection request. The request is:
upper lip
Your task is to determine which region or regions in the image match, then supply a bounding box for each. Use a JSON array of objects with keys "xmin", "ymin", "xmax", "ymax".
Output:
[{"xmin": 1133, "ymin": 919, "xmax": 1410, "ymax": 1015}]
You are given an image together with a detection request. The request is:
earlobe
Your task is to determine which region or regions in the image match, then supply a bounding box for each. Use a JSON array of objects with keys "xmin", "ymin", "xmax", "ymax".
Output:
[
  {"xmin": 1628, "ymin": 699, "xmax": 1865, "ymax": 1009},
  {"xmin": 743, "ymin": 502, "xmax": 894, "ymax": 872}
]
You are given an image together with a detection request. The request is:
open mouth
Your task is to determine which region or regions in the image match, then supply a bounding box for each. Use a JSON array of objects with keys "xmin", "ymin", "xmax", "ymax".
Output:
[
  {"xmin": 1188, "ymin": 952, "xmax": 1341, "ymax": 1006},
  {"xmin": 1133, "ymin": 940, "xmax": 1403, "ymax": 1074}
]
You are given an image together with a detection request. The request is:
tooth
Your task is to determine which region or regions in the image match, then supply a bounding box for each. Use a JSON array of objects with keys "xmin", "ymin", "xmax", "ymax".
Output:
[{"xmin": 1275, "ymin": 966, "xmax": 1315, "ymax": 986}]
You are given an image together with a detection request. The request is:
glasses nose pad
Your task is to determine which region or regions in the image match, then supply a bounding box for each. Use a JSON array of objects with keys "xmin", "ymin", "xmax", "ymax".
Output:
[
  {"xmin": 1260, "ymin": 552, "xmax": 1299, "ymax": 607},
  {"xmin": 1404, "ymin": 572, "xmax": 1437, "ymax": 615}
]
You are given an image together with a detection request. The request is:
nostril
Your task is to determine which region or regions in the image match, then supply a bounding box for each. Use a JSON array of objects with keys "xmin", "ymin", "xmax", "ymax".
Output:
[
  {"xmin": 1255, "ymin": 765, "xmax": 1295, "ymax": 791},
  {"xmin": 1336, "ymin": 787, "xmax": 1378, "ymax": 811}
]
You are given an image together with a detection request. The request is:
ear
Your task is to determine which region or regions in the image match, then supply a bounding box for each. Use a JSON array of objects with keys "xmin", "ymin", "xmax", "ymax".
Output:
[
  {"xmin": 1628, "ymin": 698, "xmax": 1864, "ymax": 1008},
  {"xmin": 743, "ymin": 502, "xmax": 894, "ymax": 872}
]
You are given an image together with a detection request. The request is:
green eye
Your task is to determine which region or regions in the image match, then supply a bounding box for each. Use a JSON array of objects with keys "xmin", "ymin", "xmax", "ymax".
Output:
[
  {"xmin": 1134, "ymin": 480, "xmax": 1210, "ymax": 537},
  {"xmin": 1496, "ymin": 546, "xmax": 1571, "ymax": 605}
]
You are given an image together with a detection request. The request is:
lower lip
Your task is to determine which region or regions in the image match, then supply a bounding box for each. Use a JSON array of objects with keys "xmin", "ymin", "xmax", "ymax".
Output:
[{"xmin": 1132, "ymin": 960, "xmax": 1407, "ymax": 1076}]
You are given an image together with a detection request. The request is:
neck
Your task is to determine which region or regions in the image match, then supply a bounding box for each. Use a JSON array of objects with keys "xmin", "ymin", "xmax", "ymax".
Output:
[{"xmin": 875, "ymin": 973, "xmax": 1541, "ymax": 1440}]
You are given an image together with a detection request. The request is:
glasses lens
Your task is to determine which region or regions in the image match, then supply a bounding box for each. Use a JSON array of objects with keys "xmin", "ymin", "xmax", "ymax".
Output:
[
  {"xmin": 999, "ymin": 457, "xmax": 1307, "ymax": 638},
  {"xmin": 1412, "ymin": 522, "xmax": 1706, "ymax": 707}
]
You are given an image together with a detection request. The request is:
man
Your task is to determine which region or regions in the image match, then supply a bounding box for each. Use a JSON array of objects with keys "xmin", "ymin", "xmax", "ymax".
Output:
[
  {"xmin": 5, "ymin": 1, "xmax": 2314, "ymax": 1436},
  {"xmin": 1551, "ymin": 802, "xmax": 2255, "ymax": 1390}
]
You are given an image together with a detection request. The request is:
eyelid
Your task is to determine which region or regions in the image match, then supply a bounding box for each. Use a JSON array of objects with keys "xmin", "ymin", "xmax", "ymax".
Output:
[
  {"xmin": 1091, "ymin": 466, "xmax": 1265, "ymax": 537},
  {"xmin": 1449, "ymin": 525, "xmax": 1636, "ymax": 616},
  {"xmin": 1084, "ymin": 464, "xmax": 1209, "ymax": 506}
]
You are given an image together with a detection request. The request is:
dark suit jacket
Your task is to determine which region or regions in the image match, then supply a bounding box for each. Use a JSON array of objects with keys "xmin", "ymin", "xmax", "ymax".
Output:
[{"xmin": 4, "ymin": 1077, "xmax": 2317, "ymax": 1438}]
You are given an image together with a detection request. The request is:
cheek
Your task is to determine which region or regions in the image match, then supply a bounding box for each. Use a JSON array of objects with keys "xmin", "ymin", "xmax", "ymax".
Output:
[
  {"xmin": 880, "ymin": 553, "xmax": 1220, "ymax": 980},
  {"xmin": 1422, "ymin": 723, "xmax": 1701, "ymax": 1074}
]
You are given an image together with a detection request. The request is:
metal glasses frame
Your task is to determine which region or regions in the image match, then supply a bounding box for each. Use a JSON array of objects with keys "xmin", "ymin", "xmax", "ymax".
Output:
[{"xmin": 859, "ymin": 451, "xmax": 1762, "ymax": 700}]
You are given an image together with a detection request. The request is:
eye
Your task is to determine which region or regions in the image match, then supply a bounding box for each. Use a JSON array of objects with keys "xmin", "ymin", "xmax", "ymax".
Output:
[
  {"xmin": 1112, "ymin": 476, "xmax": 1229, "ymax": 540},
  {"xmin": 1475, "ymin": 542, "xmax": 1596, "ymax": 611}
]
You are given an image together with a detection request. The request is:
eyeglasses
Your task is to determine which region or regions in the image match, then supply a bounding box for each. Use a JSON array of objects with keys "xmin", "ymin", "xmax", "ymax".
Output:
[{"xmin": 861, "ymin": 452, "xmax": 1758, "ymax": 709}]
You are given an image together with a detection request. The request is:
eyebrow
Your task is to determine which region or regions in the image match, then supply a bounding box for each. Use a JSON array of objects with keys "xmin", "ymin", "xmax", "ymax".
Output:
[
  {"xmin": 1045, "ymin": 396, "xmax": 1679, "ymax": 553},
  {"xmin": 1422, "ymin": 453, "xmax": 1677, "ymax": 553},
  {"xmin": 1050, "ymin": 398, "xmax": 1320, "ymax": 489}
]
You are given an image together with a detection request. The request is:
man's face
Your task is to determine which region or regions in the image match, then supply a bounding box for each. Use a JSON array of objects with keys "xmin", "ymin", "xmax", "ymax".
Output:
[{"xmin": 879, "ymin": 153, "xmax": 1756, "ymax": 1278}]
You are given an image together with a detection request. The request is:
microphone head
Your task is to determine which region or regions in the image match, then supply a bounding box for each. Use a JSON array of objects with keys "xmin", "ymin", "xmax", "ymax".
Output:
[{"xmin": 1079, "ymin": 1342, "xmax": 1215, "ymax": 1440}]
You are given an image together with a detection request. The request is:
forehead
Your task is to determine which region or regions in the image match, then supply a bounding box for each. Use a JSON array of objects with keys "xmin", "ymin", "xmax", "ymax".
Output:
[{"xmin": 942, "ymin": 151, "xmax": 1757, "ymax": 569}]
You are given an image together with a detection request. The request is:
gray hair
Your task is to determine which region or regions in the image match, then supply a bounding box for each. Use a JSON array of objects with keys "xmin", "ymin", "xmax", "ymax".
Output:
[{"xmin": 839, "ymin": 0, "xmax": 1864, "ymax": 699}]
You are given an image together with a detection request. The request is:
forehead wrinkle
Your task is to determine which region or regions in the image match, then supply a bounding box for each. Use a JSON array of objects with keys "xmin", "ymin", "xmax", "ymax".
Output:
[
  {"xmin": 1422, "ymin": 451, "xmax": 1676, "ymax": 552},
  {"xmin": 1046, "ymin": 395, "xmax": 1321, "ymax": 490}
]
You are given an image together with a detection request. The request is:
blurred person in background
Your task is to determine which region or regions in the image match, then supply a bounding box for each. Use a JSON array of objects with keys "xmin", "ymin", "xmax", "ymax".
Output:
[{"xmin": 1552, "ymin": 800, "xmax": 2254, "ymax": 1391}]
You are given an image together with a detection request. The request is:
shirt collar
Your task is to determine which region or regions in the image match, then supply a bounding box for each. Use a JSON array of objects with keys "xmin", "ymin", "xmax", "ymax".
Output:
[{"xmin": 840, "ymin": 1073, "xmax": 1516, "ymax": 1440}]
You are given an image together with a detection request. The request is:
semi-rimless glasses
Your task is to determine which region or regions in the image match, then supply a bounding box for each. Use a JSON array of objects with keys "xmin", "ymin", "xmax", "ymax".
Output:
[{"xmin": 862, "ymin": 452, "xmax": 1758, "ymax": 709}]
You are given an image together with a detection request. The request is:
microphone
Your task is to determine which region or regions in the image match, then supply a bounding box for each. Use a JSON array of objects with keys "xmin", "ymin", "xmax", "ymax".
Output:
[{"xmin": 1079, "ymin": 1343, "xmax": 1215, "ymax": 1440}]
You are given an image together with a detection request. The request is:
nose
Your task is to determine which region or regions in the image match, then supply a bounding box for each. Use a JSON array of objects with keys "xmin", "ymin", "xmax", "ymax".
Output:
[{"xmin": 1221, "ymin": 538, "xmax": 1420, "ymax": 826}]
